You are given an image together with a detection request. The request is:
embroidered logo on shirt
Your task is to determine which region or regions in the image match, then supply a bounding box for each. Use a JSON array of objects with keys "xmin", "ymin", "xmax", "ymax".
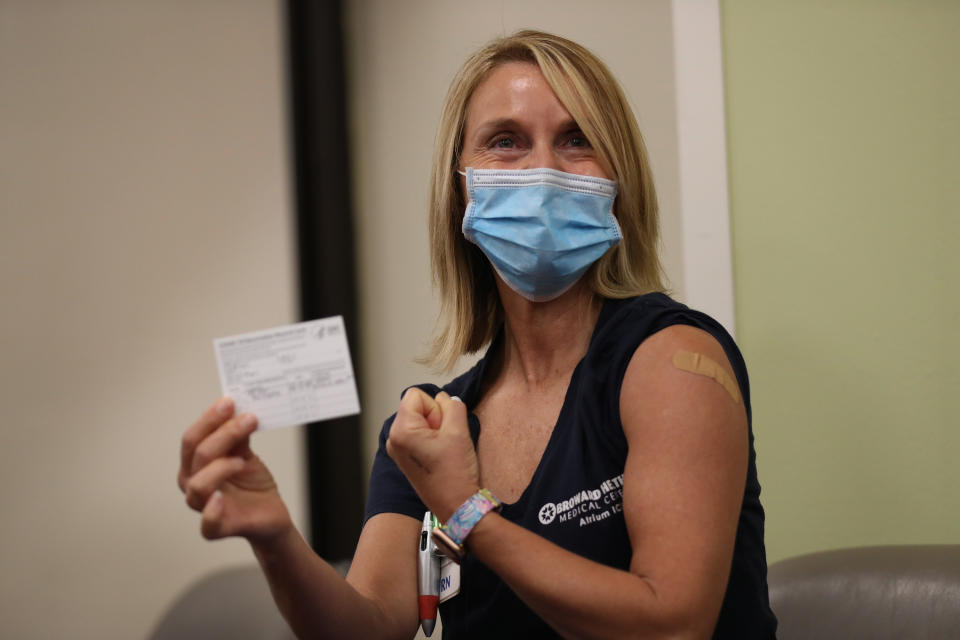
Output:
[{"xmin": 537, "ymin": 473, "xmax": 624, "ymax": 527}]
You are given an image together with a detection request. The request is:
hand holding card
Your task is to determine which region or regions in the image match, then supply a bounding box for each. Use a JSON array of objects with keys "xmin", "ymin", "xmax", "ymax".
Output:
[
  {"xmin": 179, "ymin": 316, "xmax": 361, "ymax": 544},
  {"xmin": 213, "ymin": 316, "xmax": 361, "ymax": 430}
]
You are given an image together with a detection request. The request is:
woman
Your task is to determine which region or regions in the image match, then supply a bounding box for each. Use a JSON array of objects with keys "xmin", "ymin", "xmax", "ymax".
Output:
[{"xmin": 179, "ymin": 31, "xmax": 777, "ymax": 639}]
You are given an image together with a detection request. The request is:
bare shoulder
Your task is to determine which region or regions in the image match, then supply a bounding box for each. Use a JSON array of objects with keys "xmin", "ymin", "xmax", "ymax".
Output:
[
  {"xmin": 619, "ymin": 323, "xmax": 746, "ymax": 444},
  {"xmin": 617, "ymin": 326, "xmax": 749, "ymax": 630},
  {"xmin": 627, "ymin": 323, "xmax": 734, "ymax": 376}
]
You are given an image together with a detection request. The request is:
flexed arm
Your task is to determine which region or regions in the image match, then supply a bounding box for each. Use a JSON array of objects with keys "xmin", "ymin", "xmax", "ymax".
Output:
[{"xmin": 387, "ymin": 325, "xmax": 748, "ymax": 640}]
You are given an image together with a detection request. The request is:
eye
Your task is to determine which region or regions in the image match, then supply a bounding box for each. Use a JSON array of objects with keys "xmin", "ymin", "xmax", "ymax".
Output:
[
  {"xmin": 491, "ymin": 135, "xmax": 516, "ymax": 149},
  {"xmin": 566, "ymin": 132, "xmax": 592, "ymax": 148}
]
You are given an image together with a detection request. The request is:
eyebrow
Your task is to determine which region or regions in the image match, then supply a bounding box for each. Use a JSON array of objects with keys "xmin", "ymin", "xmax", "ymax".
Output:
[
  {"xmin": 471, "ymin": 118, "xmax": 521, "ymax": 137},
  {"xmin": 470, "ymin": 117, "xmax": 582, "ymax": 139}
]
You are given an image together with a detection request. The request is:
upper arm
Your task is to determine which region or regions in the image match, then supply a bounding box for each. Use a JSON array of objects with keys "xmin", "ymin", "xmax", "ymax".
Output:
[
  {"xmin": 346, "ymin": 512, "xmax": 421, "ymax": 639},
  {"xmin": 619, "ymin": 324, "xmax": 748, "ymax": 636}
]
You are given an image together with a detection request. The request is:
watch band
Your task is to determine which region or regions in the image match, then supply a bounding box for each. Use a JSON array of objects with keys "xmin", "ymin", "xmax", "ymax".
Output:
[{"xmin": 431, "ymin": 488, "xmax": 501, "ymax": 563}]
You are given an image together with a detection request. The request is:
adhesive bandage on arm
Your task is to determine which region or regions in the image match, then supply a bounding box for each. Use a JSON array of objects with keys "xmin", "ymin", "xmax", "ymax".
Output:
[{"xmin": 671, "ymin": 350, "xmax": 742, "ymax": 404}]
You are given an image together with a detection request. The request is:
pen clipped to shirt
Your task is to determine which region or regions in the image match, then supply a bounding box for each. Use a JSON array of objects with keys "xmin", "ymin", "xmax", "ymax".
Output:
[{"xmin": 418, "ymin": 511, "xmax": 440, "ymax": 636}]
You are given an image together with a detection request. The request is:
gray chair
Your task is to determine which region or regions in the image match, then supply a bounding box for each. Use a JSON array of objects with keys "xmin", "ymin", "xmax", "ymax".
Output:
[
  {"xmin": 768, "ymin": 545, "xmax": 960, "ymax": 640},
  {"xmin": 149, "ymin": 565, "xmax": 296, "ymax": 640}
]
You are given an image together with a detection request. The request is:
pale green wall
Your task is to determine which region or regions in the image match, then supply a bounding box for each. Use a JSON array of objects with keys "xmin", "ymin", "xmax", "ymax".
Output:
[{"xmin": 721, "ymin": 1, "xmax": 959, "ymax": 562}]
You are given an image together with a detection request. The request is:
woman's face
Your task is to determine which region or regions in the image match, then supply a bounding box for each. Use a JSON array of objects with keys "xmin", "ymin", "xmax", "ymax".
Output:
[{"xmin": 460, "ymin": 62, "xmax": 608, "ymax": 180}]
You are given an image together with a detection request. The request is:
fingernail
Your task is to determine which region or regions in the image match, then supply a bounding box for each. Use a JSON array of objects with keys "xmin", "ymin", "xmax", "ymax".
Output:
[
  {"xmin": 450, "ymin": 395, "xmax": 463, "ymax": 403},
  {"xmin": 239, "ymin": 413, "xmax": 257, "ymax": 431},
  {"xmin": 216, "ymin": 397, "xmax": 233, "ymax": 415}
]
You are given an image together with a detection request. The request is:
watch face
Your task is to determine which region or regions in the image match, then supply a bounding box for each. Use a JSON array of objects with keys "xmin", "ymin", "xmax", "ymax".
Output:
[{"xmin": 431, "ymin": 527, "xmax": 464, "ymax": 564}]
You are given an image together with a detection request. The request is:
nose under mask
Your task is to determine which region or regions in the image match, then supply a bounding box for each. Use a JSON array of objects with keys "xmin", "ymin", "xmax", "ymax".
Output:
[{"xmin": 460, "ymin": 167, "xmax": 621, "ymax": 302}]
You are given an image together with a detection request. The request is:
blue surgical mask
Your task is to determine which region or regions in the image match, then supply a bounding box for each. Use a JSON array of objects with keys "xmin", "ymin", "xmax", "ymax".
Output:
[{"xmin": 461, "ymin": 167, "xmax": 622, "ymax": 302}]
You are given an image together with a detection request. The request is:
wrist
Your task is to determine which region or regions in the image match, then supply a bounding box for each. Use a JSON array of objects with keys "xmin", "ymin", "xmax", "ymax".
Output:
[
  {"xmin": 248, "ymin": 517, "xmax": 298, "ymax": 564},
  {"xmin": 435, "ymin": 485, "xmax": 481, "ymax": 523},
  {"xmin": 431, "ymin": 488, "xmax": 502, "ymax": 563}
]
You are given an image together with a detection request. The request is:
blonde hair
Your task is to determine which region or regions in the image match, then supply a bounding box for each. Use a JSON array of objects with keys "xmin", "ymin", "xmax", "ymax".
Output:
[{"xmin": 426, "ymin": 30, "xmax": 665, "ymax": 370}]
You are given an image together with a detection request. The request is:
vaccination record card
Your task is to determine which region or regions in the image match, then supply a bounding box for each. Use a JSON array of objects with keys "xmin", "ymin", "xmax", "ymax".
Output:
[{"xmin": 213, "ymin": 316, "xmax": 360, "ymax": 430}]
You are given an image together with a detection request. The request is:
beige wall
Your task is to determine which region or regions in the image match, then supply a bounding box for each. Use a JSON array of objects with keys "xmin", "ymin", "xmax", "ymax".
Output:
[
  {"xmin": 344, "ymin": 0, "xmax": 686, "ymax": 468},
  {"xmin": 722, "ymin": 0, "xmax": 960, "ymax": 561},
  {"xmin": 0, "ymin": 2, "xmax": 305, "ymax": 637}
]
